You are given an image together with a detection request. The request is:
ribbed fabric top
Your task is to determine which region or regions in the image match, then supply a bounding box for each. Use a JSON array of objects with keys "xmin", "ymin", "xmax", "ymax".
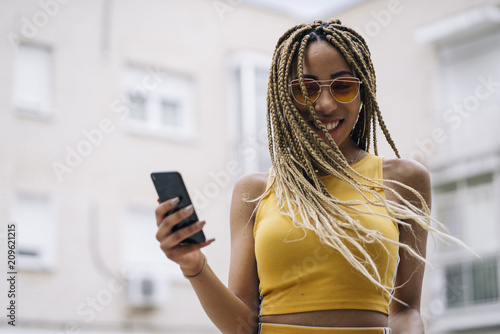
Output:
[{"xmin": 254, "ymin": 153, "xmax": 399, "ymax": 316}]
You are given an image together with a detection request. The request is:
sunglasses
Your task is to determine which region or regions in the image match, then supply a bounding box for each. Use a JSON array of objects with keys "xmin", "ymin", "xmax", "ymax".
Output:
[{"xmin": 289, "ymin": 77, "xmax": 362, "ymax": 105}]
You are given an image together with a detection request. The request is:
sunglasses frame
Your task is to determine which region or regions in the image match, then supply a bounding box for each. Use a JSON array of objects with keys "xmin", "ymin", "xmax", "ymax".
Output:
[{"xmin": 289, "ymin": 77, "xmax": 363, "ymax": 105}]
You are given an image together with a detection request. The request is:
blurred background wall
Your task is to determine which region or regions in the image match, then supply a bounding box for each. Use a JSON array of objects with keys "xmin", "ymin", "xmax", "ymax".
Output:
[{"xmin": 0, "ymin": 0, "xmax": 499, "ymax": 333}]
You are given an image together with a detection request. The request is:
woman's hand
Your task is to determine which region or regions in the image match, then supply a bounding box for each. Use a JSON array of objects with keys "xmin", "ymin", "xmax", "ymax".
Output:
[{"xmin": 155, "ymin": 197, "xmax": 215, "ymax": 276}]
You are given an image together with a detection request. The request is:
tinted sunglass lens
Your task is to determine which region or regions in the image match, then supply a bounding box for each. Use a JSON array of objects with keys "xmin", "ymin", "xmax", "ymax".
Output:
[
  {"xmin": 291, "ymin": 83, "xmax": 305, "ymax": 104},
  {"xmin": 331, "ymin": 79, "xmax": 359, "ymax": 102},
  {"xmin": 291, "ymin": 80, "xmax": 320, "ymax": 104}
]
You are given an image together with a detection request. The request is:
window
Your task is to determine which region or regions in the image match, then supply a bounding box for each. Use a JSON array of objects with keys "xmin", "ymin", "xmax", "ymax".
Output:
[
  {"xmin": 435, "ymin": 31, "xmax": 500, "ymax": 160},
  {"xmin": 160, "ymin": 99, "xmax": 180, "ymax": 127},
  {"xmin": 229, "ymin": 52, "xmax": 272, "ymax": 176},
  {"xmin": 10, "ymin": 192, "xmax": 57, "ymax": 270},
  {"xmin": 414, "ymin": 6, "xmax": 500, "ymax": 160},
  {"xmin": 434, "ymin": 173, "xmax": 500, "ymax": 309},
  {"xmin": 13, "ymin": 44, "xmax": 54, "ymax": 118},
  {"xmin": 122, "ymin": 65, "xmax": 197, "ymax": 143},
  {"xmin": 445, "ymin": 257, "xmax": 499, "ymax": 308},
  {"xmin": 435, "ymin": 173, "xmax": 497, "ymax": 254},
  {"xmin": 128, "ymin": 89, "xmax": 147, "ymax": 121}
]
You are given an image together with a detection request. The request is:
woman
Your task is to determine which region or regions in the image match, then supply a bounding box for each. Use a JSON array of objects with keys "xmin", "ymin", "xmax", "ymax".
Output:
[{"xmin": 155, "ymin": 20, "xmax": 443, "ymax": 334}]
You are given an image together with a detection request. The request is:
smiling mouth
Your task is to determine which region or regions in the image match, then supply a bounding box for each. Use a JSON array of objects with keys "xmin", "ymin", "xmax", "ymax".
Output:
[
  {"xmin": 310, "ymin": 119, "xmax": 343, "ymax": 132},
  {"xmin": 325, "ymin": 120, "xmax": 341, "ymax": 131}
]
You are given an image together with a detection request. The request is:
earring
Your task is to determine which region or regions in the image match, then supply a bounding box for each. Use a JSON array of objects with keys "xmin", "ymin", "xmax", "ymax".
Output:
[
  {"xmin": 358, "ymin": 103, "xmax": 366, "ymax": 138},
  {"xmin": 361, "ymin": 115, "xmax": 366, "ymax": 139}
]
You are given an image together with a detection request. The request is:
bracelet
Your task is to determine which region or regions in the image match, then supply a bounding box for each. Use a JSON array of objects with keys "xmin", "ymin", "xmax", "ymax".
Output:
[{"xmin": 183, "ymin": 254, "xmax": 207, "ymax": 279}]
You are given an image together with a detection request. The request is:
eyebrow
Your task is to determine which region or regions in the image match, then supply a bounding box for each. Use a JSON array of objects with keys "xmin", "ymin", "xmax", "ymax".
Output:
[{"xmin": 301, "ymin": 70, "xmax": 354, "ymax": 80}]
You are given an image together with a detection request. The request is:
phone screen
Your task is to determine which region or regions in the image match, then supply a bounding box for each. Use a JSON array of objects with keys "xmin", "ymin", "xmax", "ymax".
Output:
[{"xmin": 151, "ymin": 172, "xmax": 206, "ymax": 244}]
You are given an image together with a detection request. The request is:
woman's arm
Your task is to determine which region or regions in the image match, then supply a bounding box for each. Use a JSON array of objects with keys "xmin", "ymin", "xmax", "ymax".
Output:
[
  {"xmin": 155, "ymin": 173, "xmax": 265, "ymax": 334},
  {"xmin": 385, "ymin": 159, "xmax": 431, "ymax": 334},
  {"xmin": 389, "ymin": 217, "xmax": 427, "ymax": 334}
]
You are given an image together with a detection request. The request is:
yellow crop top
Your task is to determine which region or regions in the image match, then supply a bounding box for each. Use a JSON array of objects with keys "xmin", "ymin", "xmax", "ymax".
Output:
[{"xmin": 254, "ymin": 153, "xmax": 400, "ymax": 316}]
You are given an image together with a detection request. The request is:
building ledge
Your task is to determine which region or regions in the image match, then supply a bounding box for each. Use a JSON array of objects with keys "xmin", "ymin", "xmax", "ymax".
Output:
[
  {"xmin": 414, "ymin": 5, "xmax": 500, "ymax": 45},
  {"xmin": 426, "ymin": 302, "xmax": 500, "ymax": 333}
]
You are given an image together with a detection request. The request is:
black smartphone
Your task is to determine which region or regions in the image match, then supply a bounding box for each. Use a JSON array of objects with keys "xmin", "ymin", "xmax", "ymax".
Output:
[{"xmin": 151, "ymin": 171, "xmax": 206, "ymax": 244}]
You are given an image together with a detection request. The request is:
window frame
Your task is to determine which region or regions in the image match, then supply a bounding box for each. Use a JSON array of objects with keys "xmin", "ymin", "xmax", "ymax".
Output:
[
  {"xmin": 432, "ymin": 171, "xmax": 500, "ymax": 311},
  {"xmin": 227, "ymin": 51, "xmax": 272, "ymax": 176},
  {"xmin": 12, "ymin": 43, "xmax": 55, "ymax": 120},
  {"xmin": 9, "ymin": 191, "xmax": 58, "ymax": 271},
  {"xmin": 121, "ymin": 65, "xmax": 198, "ymax": 144},
  {"xmin": 434, "ymin": 31, "xmax": 500, "ymax": 162}
]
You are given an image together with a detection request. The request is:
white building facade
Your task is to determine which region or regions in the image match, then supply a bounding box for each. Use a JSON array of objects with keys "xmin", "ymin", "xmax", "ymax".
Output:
[{"xmin": 0, "ymin": 0, "xmax": 499, "ymax": 333}]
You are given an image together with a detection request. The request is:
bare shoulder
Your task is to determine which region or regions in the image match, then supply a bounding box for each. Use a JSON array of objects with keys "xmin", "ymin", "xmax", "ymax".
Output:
[
  {"xmin": 233, "ymin": 172, "xmax": 269, "ymax": 200},
  {"xmin": 383, "ymin": 158, "xmax": 430, "ymax": 189},
  {"xmin": 230, "ymin": 172, "xmax": 270, "ymax": 226},
  {"xmin": 382, "ymin": 158, "xmax": 431, "ymax": 206}
]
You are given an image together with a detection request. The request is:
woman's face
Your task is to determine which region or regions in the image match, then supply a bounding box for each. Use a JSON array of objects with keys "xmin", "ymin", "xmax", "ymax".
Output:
[{"xmin": 290, "ymin": 40, "xmax": 362, "ymax": 151}]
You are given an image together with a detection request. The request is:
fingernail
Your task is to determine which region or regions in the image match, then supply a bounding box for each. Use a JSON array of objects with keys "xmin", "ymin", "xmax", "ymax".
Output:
[
  {"xmin": 207, "ymin": 238, "xmax": 216, "ymax": 243},
  {"xmin": 196, "ymin": 220, "xmax": 205, "ymax": 228},
  {"xmin": 183, "ymin": 204, "xmax": 193, "ymax": 213},
  {"xmin": 169, "ymin": 197, "xmax": 180, "ymax": 204}
]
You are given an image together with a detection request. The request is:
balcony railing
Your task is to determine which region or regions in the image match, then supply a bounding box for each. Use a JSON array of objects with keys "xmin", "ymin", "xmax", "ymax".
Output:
[{"xmin": 444, "ymin": 255, "xmax": 499, "ymax": 309}]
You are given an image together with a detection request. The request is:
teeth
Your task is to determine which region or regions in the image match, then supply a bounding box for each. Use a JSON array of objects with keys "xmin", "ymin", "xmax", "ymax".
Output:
[{"xmin": 326, "ymin": 120, "xmax": 340, "ymax": 131}]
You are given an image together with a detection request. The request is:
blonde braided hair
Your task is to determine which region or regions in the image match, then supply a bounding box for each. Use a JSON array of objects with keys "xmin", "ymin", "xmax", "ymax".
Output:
[{"xmin": 263, "ymin": 19, "xmax": 462, "ymax": 303}]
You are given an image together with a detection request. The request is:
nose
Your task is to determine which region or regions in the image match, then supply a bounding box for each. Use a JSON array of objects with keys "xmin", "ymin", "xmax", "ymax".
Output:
[{"xmin": 314, "ymin": 85, "xmax": 338, "ymax": 116}]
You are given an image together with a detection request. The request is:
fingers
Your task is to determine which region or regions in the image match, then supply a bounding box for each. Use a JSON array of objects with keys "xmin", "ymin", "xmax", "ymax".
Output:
[
  {"xmin": 159, "ymin": 220, "xmax": 215, "ymax": 262},
  {"xmin": 155, "ymin": 197, "xmax": 215, "ymax": 264},
  {"xmin": 155, "ymin": 197, "xmax": 181, "ymax": 226},
  {"xmin": 157, "ymin": 218, "xmax": 204, "ymax": 248},
  {"xmin": 155, "ymin": 201, "xmax": 208, "ymax": 248},
  {"xmin": 162, "ymin": 238, "xmax": 216, "ymax": 261},
  {"xmin": 156, "ymin": 204, "xmax": 195, "ymax": 241}
]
